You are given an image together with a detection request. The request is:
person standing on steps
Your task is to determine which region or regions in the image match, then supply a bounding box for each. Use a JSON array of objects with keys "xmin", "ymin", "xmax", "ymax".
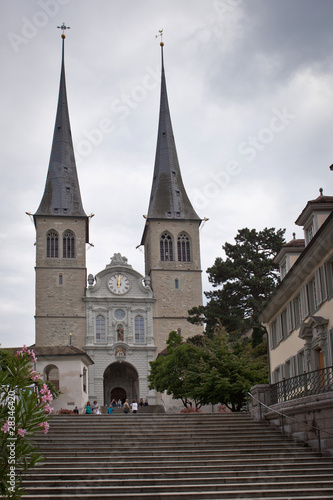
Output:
[
  {"xmin": 123, "ymin": 399, "xmax": 130, "ymax": 414},
  {"xmin": 92, "ymin": 400, "xmax": 101, "ymax": 414},
  {"xmin": 131, "ymin": 399, "xmax": 138, "ymax": 414}
]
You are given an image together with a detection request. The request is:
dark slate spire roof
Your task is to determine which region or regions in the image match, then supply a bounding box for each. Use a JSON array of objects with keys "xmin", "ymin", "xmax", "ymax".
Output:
[
  {"xmin": 35, "ymin": 37, "xmax": 86, "ymax": 218},
  {"xmin": 146, "ymin": 45, "xmax": 200, "ymax": 221}
]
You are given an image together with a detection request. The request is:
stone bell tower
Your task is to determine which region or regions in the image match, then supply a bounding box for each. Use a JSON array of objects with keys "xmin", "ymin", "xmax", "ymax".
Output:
[
  {"xmin": 33, "ymin": 26, "xmax": 88, "ymax": 349},
  {"xmin": 141, "ymin": 41, "xmax": 203, "ymax": 353}
]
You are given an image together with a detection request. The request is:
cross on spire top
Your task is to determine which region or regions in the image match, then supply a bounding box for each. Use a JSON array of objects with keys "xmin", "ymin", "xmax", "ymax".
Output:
[
  {"xmin": 155, "ymin": 29, "xmax": 164, "ymax": 46},
  {"xmin": 57, "ymin": 22, "xmax": 71, "ymax": 39}
]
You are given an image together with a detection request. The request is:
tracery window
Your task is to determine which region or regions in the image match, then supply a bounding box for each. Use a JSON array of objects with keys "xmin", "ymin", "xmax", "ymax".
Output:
[
  {"xmin": 46, "ymin": 231, "xmax": 58, "ymax": 258},
  {"xmin": 135, "ymin": 315, "xmax": 145, "ymax": 344},
  {"xmin": 96, "ymin": 315, "xmax": 106, "ymax": 343},
  {"xmin": 177, "ymin": 232, "xmax": 190, "ymax": 261},
  {"xmin": 63, "ymin": 230, "xmax": 75, "ymax": 258},
  {"xmin": 160, "ymin": 232, "xmax": 173, "ymax": 261}
]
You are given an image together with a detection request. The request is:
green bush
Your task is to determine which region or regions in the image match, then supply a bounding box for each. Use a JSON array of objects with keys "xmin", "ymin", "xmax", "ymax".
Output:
[{"xmin": 0, "ymin": 346, "xmax": 55, "ymax": 498}]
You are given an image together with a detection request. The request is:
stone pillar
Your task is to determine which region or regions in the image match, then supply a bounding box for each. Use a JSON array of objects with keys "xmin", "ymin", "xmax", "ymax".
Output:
[{"xmin": 249, "ymin": 384, "xmax": 271, "ymax": 420}]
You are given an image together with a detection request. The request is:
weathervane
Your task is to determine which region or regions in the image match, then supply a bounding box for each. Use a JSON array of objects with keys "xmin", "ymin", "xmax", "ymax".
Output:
[
  {"xmin": 155, "ymin": 29, "xmax": 164, "ymax": 46},
  {"xmin": 57, "ymin": 22, "xmax": 71, "ymax": 39}
]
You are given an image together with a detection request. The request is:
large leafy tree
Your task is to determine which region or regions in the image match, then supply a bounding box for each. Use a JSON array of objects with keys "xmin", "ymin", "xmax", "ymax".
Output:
[
  {"xmin": 189, "ymin": 328, "xmax": 268, "ymax": 411},
  {"xmin": 188, "ymin": 227, "xmax": 285, "ymax": 337},
  {"xmin": 149, "ymin": 329, "xmax": 268, "ymax": 411},
  {"xmin": 148, "ymin": 331, "xmax": 205, "ymax": 408}
]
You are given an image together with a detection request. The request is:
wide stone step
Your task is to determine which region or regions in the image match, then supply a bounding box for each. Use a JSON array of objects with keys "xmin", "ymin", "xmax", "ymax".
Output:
[
  {"xmin": 20, "ymin": 483, "xmax": 333, "ymax": 497},
  {"xmin": 22, "ymin": 474, "xmax": 333, "ymax": 487},
  {"xmin": 34, "ymin": 451, "xmax": 318, "ymax": 464},
  {"xmin": 33, "ymin": 443, "xmax": 308, "ymax": 453},
  {"xmin": 26, "ymin": 462, "xmax": 333, "ymax": 478},
  {"xmin": 22, "ymin": 494, "xmax": 333, "ymax": 500},
  {"xmin": 20, "ymin": 489, "xmax": 332, "ymax": 500}
]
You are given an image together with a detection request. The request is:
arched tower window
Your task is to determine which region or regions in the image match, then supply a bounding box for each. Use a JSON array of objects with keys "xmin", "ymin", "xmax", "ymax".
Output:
[
  {"xmin": 177, "ymin": 232, "xmax": 191, "ymax": 261},
  {"xmin": 46, "ymin": 231, "xmax": 58, "ymax": 258},
  {"xmin": 63, "ymin": 230, "xmax": 75, "ymax": 258},
  {"xmin": 96, "ymin": 315, "xmax": 106, "ymax": 344},
  {"xmin": 135, "ymin": 315, "xmax": 145, "ymax": 344},
  {"xmin": 160, "ymin": 232, "xmax": 173, "ymax": 261}
]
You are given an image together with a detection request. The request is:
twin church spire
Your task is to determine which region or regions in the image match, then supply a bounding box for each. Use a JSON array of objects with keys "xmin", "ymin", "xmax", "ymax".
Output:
[
  {"xmin": 147, "ymin": 42, "xmax": 200, "ymax": 221},
  {"xmin": 35, "ymin": 29, "xmax": 86, "ymax": 219}
]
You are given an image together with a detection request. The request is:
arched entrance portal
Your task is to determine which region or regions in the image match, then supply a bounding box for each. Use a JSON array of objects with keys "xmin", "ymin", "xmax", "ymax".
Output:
[
  {"xmin": 111, "ymin": 387, "xmax": 126, "ymax": 402},
  {"xmin": 103, "ymin": 362, "xmax": 139, "ymax": 406}
]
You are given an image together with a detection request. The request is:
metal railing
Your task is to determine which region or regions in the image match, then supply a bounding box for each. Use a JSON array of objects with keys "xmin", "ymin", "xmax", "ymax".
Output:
[
  {"xmin": 271, "ymin": 365, "xmax": 333, "ymax": 404},
  {"xmin": 247, "ymin": 391, "xmax": 326, "ymax": 454}
]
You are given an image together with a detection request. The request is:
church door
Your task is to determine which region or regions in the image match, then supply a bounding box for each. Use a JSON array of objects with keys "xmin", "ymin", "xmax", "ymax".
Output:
[{"xmin": 111, "ymin": 387, "xmax": 126, "ymax": 403}]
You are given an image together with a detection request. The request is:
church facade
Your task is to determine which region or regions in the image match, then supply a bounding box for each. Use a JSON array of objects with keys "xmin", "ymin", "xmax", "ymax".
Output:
[
  {"xmin": 85, "ymin": 253, "xmax": 156, "ymax": 405},
  {"xmin": 31, "ymin": 34, "xmax": 203, "ymax": 412}
]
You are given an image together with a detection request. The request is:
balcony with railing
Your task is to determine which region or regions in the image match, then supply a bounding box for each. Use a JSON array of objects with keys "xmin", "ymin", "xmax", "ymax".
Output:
[{"xmin": 270, "ymin": 365, "xmax": 333, "ymax": 405}]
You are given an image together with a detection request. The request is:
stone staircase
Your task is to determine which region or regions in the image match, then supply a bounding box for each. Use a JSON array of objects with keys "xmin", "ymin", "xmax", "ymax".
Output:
[{"xmin": 22, "ymin": 413, "xmax": 333, "ymax": 499}]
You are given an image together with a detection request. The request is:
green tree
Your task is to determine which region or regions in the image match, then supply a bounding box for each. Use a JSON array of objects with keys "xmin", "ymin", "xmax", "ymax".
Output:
[
  {"xmin": 149, "ymin": 329, "xmax": 268, "ymax": 412},
  {"xmin": 188, "ymin": 227, "xmax": 285, "ymax": 338},
  {"xmin": 192, "ymin": 328, "xmax": 268, "ymax": 411},
  {"xmin": 0, "ymin": 346, "xmax": 56, "ymax": 499},
  {"xmin": 148, "ymin": 331, "xmax": 205, "ymax": 408}
]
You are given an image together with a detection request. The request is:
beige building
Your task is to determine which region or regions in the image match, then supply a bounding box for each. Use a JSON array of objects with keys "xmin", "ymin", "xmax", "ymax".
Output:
[
  {"xmin": 260, "ymin": 191, "xmax": 333, "ymax": 383},
  {"xmin": 30, "ymin": 36, "xmax": 203, "ymax": 411}
]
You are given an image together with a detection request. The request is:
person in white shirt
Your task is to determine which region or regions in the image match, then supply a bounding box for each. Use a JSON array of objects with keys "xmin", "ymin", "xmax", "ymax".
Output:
[{"xmin": 131, "ymin": 399, "xmax": 138, "ymax": 413}]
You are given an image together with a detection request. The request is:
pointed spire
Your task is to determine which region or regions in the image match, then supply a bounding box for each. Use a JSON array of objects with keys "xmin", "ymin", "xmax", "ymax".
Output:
[
  {"xmin": 146, "ymin": 42, "xmax": 200, "ymax": 221},
  {"xmin": 35, "ymin": 30, "xmax": 86, "ymax": 217}
]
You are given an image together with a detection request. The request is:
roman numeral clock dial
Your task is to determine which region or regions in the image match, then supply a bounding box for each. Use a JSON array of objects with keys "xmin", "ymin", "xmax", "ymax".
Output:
[{"xmin": 108, "ymin": 273, "xmax": 130, "ymax": 295}]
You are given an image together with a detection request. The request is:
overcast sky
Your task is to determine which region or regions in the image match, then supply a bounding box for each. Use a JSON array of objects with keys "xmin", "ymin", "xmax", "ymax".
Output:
[{"xmin": 1, "ymin": 0, "xmax": 333, "ymax": 348}]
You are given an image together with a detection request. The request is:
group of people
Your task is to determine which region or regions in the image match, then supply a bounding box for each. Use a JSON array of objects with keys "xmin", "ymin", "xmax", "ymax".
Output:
[
  {"xmin": 85, "ymin": 398, "xmax": 149, "ymax": 414},
  {"xmin": 85, "ymin": 400, "xmax": 101, "ymax": 414},
  {"xmin": 110, "ymin": 399, "xmax": 123, "ymax": 408}
]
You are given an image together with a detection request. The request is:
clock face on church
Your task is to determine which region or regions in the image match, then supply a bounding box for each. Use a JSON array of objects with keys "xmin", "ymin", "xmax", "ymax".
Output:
[{"xmin": 108, "ymin": 273, "xmax": 131, "ymax": 295}]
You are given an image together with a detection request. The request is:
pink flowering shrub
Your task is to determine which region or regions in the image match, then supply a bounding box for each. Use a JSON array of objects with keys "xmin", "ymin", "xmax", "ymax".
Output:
[
  {"xmin": 0, "ymin": 346, "xmax": 57, "ymax": 498},
  {"xmin": 180, "ymin": 407, "xmax": 202, "ymax": 414},
  {"xmin": 217, "ymin": 404, "xmax": 232, "ymax": 413},
  {"xmin": 58, "ymin": 408, "xmax": 74, "ymax": 414}
]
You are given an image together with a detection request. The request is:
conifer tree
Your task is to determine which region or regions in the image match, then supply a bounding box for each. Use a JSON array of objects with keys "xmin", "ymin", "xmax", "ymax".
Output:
[{"xmin": 188, "ymin": 227, "xmax": 285, "ymax": 338}]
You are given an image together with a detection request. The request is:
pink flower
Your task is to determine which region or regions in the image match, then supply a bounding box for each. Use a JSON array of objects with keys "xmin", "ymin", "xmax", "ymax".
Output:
[
  {"xmin": 39, "ymin": 384, "xmax": 49, "ymax": 395},
  {"xmin": 39, "ymin": 422, "xmax": 49, "ymax": 434},
  {"xmin": 39, "ymin": 384, "xmax": 53, "ymax": 403},
  {"xmin": 17, "ymin": 428, "xmax": 27, "ymax": 437},
  {"xmin": 41, "ymin": 393, "xmax": 53, "ymax": 403},
  {"xmin": 1, "ymin": 420, "xmax": 11, "ymax": 433},
  {"xmin": 44, "ymin": 404, "xmax": 54, "ymax": 414},
  {"xmin": 16, "ymin": 345, "xmax": 37, "ymax": 363},
  {"xmin": 30, "ymin": 370, "xmax": 41, "ymax": 381}
]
